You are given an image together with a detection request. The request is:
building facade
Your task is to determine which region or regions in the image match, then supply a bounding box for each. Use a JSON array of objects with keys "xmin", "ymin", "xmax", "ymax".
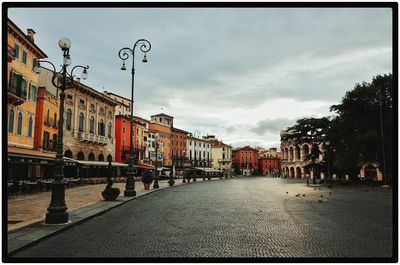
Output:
[
  {"xmin": 258, "ymin": 147, "xmax": 282, "ymax": 175},
  {"xmin": 187, "ymin": 135, "xmax": 212, "ymax": 168},
  {"xmin": 149, "ymin": 113, "xmax": 173, "ymax": 167},
  {"xmin": 280, "ymin": 130, "xmax": 324, "ymax": 179},
  {"xmin": 39, "ymin": 68, "xmax": 118, "ymax": 163},
  {"xmin": 103, "ymin": 91, "xmax": 132, "ymax": 116},
  {"xmin": 203, "ymin": 135, "xmax": 232, "ymax": 171},
  {"xmin": 171, "ymin": 127, "xmax": 189, "ymax": 169},
  {"xmin": 7, "ymin": 19, "xmax": 48, "ymax": 181},
  {"xmin": 232, "ymin": 146, "xmax": 259, "ymax": 175}
]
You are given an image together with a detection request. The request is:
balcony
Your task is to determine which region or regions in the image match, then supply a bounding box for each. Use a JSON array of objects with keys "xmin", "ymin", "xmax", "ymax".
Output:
[
  {"xmin": 78, "ymin": 132, "xmax": 110, "ymax": 145},
  {"xmin": 8, "ymin": 84, "xmax": 27, "ymax": 106},
  {"xmin": 218, "ymin": 158, "xmax": 232, "ymax": 163}
]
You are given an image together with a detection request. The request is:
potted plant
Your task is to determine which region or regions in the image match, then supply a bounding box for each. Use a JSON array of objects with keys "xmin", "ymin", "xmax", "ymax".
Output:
[
  {"xmin": 102, "ymin": 160, "xmax": 120, "ymax": 201},
  {"xmin": 141, "ymin": 169, "xmax": 153, "ymax": 190}
]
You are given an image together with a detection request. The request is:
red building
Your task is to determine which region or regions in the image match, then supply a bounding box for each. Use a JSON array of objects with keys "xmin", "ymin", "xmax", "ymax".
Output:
[
  {"xmin": 114, "ymin": 115, "xmax": 131, "ymax": 163},
  {"xmin": 258, "ymin": 157, "xmax": 281, "ymax": 176},
  {"xmin": 232, "ymin": 146, "xmax": 259, "ymax": 175}
]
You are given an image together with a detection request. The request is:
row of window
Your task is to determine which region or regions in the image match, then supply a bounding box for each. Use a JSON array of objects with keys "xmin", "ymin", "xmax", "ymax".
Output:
[
  {"xmin": 189, "ymin": 150, "xmax": 210, "ymax": 160},
  {"xmin": 8, "ymin": 109, "xmax": 33, "ymax": 137},
  {"xmin": 189, "ymin": 141, "xmax": 210, "ymax": 148},
  {"xmin": 14, "ymin": 42, "xmax": 36, "ymax": 70},
  {"xmin": 9, "ymin": 70, "xmax": 38, "ymax": 102},
  {"xmin": 65, "ymin": 109, "xmax": 113, "ymax": 137}
]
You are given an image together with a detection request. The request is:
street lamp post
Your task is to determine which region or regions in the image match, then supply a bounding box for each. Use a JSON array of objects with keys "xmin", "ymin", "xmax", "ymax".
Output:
[
  {"xmin": 325, "ymin": 141, "xmax": 331, "ymax": 185},
  {"xmin": 378, "ymin": 87, "xmax": 388, "ymax": 186},
  {"xmin": 34, "ymin": 37, "xmax": 89, "ymax": 224},
  {"xmin": 118, "ymin": 39, "xmax": 151, "ymax": 197}
]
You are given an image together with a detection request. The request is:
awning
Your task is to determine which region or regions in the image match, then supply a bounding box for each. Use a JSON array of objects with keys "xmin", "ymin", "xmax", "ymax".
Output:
[
  {"xmin": 75, "ymin": 160, "xmax": 128, "ymax": 167},
  {"xmin": 135, "ymin": 162, "xmax": 155, "ymax": 169},
  {"xmin": 194, "ymin": 167, "xmax": 221, "ymax": 173},
  {"xmin": 8, "ymin": 146, "xmax": 55, "ymax": 161}
]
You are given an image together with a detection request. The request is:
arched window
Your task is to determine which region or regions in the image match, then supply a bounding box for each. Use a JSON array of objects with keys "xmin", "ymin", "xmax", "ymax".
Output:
[
  {"xmin": 98, "ymin": 119, "xmax": 104, "ymax": 136},
  {"xmin": 8, "ymin": 109, "xmax": 14, "ymax": 133},
  {"xmin": 88, "ymin": 152, "xmax": 95, "ymax": 161},
  {"xmin": 78, "ymin": 113, "xmax": 84, "ymax": 132},
  {"xmin": 108, "ymin": 122, "xmax": 112, "ymax": 138},
  {"xmin": 17, "ymin": 112, "xmax": 23, "ymax": 135},
  {"xmin": 28, "ymin": 116, "xmax": 33, "ymax": 137},
  {"xmin": 89, "ymin": 116, "xmax": 95, "ymax": 133},
  {"xmin": 66, "ymin": 109, "xmax": 72, "ymax": 130},
  {"xmin": 98, "ymin": 154, "xmax": 104, "ymax": 161},
  {"xmin": 77, "ymin": 151, "xmax": 85, "ymax": 160},
  {"xmin": 64, "ymin": 150, "xmax": 73, "ymax": 158},
  {"xmin": 107, "ymin": 154, "xmax": 112, "ymax": 162}
]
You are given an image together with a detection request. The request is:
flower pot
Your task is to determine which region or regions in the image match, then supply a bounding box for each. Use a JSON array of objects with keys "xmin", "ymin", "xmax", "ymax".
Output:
[
  {"xmin": 101, "ymin": 187, "xmax": 120, "ymax": 201},
  {"xmin": 144, "ymin": 183, "xmax": 151, "ymax": 190}
]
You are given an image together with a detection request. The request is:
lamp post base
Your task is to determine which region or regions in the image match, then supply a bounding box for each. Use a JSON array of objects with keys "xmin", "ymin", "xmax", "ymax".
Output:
[
  {"xmin": 45, "ymin": 212, "xmax": 68, "ymax": 224},
  {"xmin": 124, "ymin": 189, "xmax": 137, "ymax": 197}
]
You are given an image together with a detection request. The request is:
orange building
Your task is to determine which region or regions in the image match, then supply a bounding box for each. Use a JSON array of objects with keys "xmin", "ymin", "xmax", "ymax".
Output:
[
  {"xmin": 7, "ymin": 19, "xmax": 48, "ymax": 181},
  {"xmin": 34, "ymin": 87, "xmax": 60, "ymax": 152},
  {"xmin": 149, "ymin": 113, "xmax": 173, "ymax": 167}
]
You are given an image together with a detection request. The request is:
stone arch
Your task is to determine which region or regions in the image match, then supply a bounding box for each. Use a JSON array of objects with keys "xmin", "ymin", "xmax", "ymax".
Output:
[
  {"xmin": 296, "ymin": 167, "xmax": 302, "ymax": 178},
  {"xmin": 88, "ymin": 152, "xmax": 95, "ymax": 161},
  {"xmin": 289, "ymin": 167, "xmax": 295, "ymax": 178},
  {"xmin": 285, "ymin": 167, "xmax": 289, "ymax": 177},
  {"xmin": 295, "ymin": 145, "xmax": 301, "ymax": 160},
  {"xmin": 77, "ymin": 151, "xmax": 85, "ymax": 160},
  {"xmin": 302, "ymin": 144, "xmax": 310, "ymax": 160},
  {"xmin": 64, "ymin": 149, "xmax": 73, "ymax": 158},
  {"xmin": 98, "ymin": 153, "xmax": 104, "ymax": 161},
  {"xmin": 289, "ymin": 146, "xmax": 294, "ymax": 161},
  {"xmin": 107, "ymin": 154, "xmax": 113, "ymax": 162}
]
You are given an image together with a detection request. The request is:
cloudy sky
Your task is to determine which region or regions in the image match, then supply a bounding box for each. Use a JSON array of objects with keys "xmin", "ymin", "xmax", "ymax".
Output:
[{"xmin": 8, "ymin": 7, "xmax": 392, "ymax": 149}]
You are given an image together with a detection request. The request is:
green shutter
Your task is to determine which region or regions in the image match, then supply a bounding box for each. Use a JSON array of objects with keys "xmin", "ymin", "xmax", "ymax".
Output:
[
  {"xmin": 14, "ymin": 44, "xmax": 19, "ymax": 59},
  {"xmin": 22, "ymin": 51, "xmax": 27, "ymax": 64}
]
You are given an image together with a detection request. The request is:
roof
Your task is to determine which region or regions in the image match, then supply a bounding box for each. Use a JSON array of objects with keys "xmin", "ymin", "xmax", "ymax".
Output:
[
  {"xmin": 233, "ymin": 146, "xmax": 258, "ymax": 152},
  {"xmin": 210, "ymin": 140, "xmax": 232, "ymax": 148},
  {"xmin": 194, "ymin": 167, "xmax": 221, "ymax": 173},
  {"xmin": 41, "ymin": 67, "xmax": 120, "ymax": 107},
  {"xmin": 151, "ymin": 113, "xmax": 174, "ymax": 119},
  {"xmin": 171, "ymin": 127, "xmax": 189, "ymax": 134},
  {"xmin": 103, "ymin": 91, "xmax": 132, "ymax": 103},
  {"xmin": 133, "ymin": 115, "xmax": 150, "ymax": 123},
  {"xmin": 8, "ymin": 18, "xmax": 47, "ymax": 59}
]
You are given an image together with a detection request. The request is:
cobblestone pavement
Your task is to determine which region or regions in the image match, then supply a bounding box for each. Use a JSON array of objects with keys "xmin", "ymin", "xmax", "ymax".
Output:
[
  {"xmin": 7, "ymin": 179, "xmax": 181, "ymax": 231},
  {"xmin": 12, "ymin": 177, "xmax": 393, "ymax": 258}
]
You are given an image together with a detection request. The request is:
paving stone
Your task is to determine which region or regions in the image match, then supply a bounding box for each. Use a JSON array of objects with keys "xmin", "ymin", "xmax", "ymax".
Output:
[{"xmin": 10, "ymin": 177, "xmax": 392, "ymax": 258}]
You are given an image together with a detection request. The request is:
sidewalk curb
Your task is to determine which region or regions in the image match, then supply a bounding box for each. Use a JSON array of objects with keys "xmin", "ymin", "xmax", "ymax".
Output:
[{"xmin": 7, "ymin": 183, "xmax": 175, "ymax": 256}]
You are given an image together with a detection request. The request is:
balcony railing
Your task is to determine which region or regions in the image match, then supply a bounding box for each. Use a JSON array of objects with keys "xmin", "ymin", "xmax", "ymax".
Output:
[
  {"xmin": 8, "ymin": 84, "xmax": 27, "ymax": 105},
  {"xmin": 78, "ymin": 132, "xmax": 111, "ymax": 145}
]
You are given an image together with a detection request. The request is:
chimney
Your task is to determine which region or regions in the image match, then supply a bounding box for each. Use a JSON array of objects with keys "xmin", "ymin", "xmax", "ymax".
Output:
[
  {"xmin": 76, "ymin": 77, "xmax": 81, "ymax": 82},
  {"xmin": 27, "ymin": 29, "xmax": 36, "ymax": 42}
]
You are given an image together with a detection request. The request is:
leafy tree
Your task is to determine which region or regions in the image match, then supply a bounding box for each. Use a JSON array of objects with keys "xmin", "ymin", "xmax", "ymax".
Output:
[
  {"xmin": 329, "ymin": 73, "xmax": 393, "ymax": 182},
  {"xmin": 281, "ymin": 117, "xmax": 330, "ymax": 183}
]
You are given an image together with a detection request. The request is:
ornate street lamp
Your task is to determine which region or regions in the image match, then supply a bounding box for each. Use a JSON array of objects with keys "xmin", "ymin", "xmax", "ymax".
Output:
[
  {"xmin": 118, "ymin": 39, "xmax": 151, "ymax": 197},
  {"xmin": 34, "ymin": 37, "xmax": 89, "ymax": 224}
]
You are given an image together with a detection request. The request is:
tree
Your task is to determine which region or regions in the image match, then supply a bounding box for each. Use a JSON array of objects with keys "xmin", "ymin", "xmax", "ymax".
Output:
[
  {"xmin": 329, "ymin": 73, "xmax": 393, "ymax": 182},
  {"xmin": 281, "ymin": 117, "xmax": 330, "ymax": 183}
]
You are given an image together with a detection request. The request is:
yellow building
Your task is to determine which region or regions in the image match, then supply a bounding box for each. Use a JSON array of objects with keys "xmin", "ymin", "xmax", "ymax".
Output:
[{"xmin": 7, "ymin": 19, "xmax": 48, "ymax": 181}]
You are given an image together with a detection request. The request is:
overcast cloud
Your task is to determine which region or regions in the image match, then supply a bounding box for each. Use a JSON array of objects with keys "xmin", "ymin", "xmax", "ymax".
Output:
[{"xmin": 8, "ymin": 7, "xmax": 392, "ymax": 149}]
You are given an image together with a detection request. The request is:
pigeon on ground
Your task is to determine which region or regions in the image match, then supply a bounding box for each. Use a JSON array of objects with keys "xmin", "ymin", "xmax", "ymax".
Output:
[
  {"xmin": 302, "ymin": 194, "xmax": 306, "ymax": 197},
  {"xmin": 286, "ymin": 192, "xmax": 288, "ymax": 194},
  {"xmin": 329, "ymin": 192, "xmax": 332, "ymax": 195},
  {"xmin": 320, "ymin": 195, "xmax": 323, "ymax": 198},
  {"xmin": 318, "ymin": 199, "xmax": 323, "ymax": 203}
]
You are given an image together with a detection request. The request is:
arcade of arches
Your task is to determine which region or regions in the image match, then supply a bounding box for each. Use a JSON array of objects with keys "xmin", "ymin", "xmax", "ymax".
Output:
[
  {"xmin": 64, "ymin": 149, "xmax": 113, "ymax": 162},
  {"xmin": 280, "ymin": 142, "xmax": 324, "ymax": 179}
]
